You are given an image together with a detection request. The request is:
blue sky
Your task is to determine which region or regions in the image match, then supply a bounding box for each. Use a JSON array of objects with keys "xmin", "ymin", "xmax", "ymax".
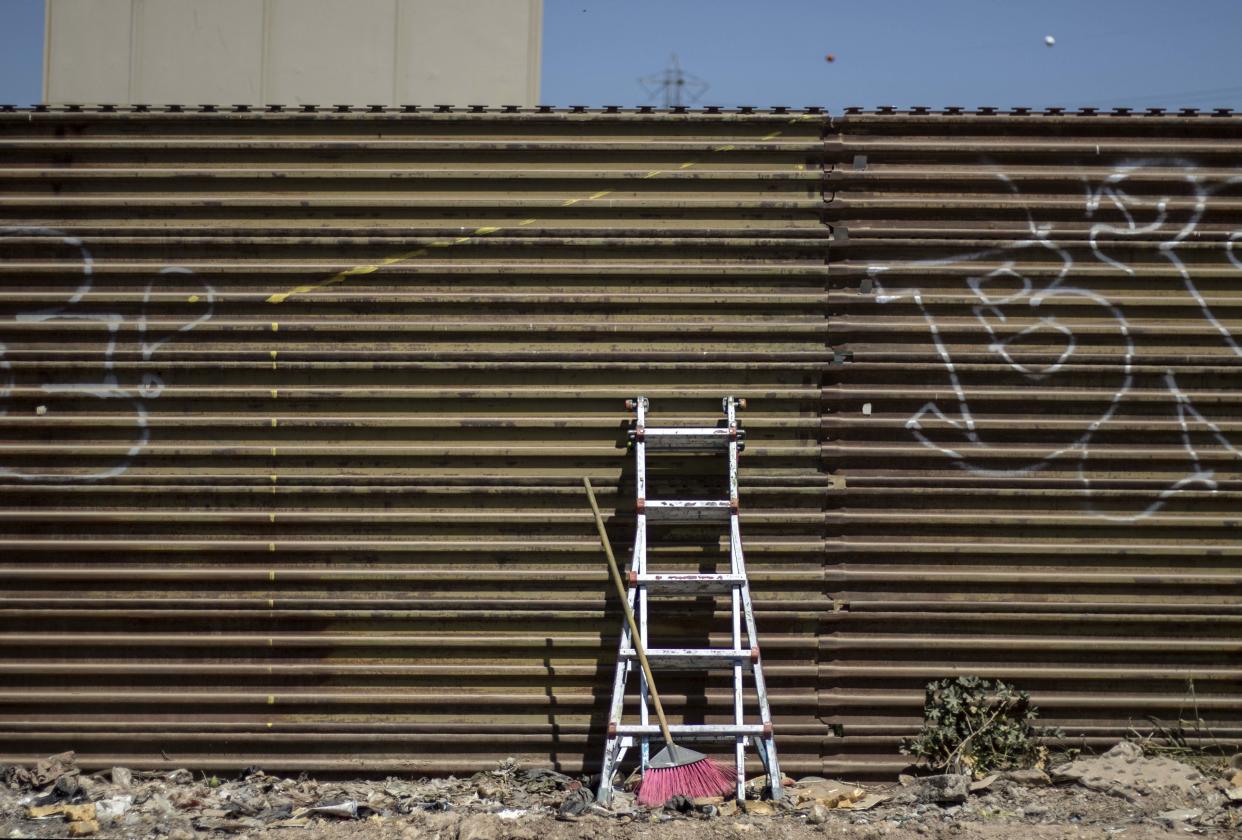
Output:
[{"xmin": 2, "ymin": 0, "xmax": 1240, "ymax": 108}]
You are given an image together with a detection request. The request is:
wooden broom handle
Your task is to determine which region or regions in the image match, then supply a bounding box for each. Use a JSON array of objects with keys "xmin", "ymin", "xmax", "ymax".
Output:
[{"xmin": 584, "ymin": 477, "xmax": 675, "ymax": 748}]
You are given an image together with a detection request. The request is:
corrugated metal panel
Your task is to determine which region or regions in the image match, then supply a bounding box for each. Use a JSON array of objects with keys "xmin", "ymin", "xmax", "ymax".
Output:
[
  {"xmin": 0, "ymin": 107, "xmax": 832, "ymax": 775},
  {"xmin": 3, "ymin": 105, "xmax": 1239, "ymax": 782},
  {"xmin": 825, "ymin": 109, "xmax": 1242, "ymax": 777}
]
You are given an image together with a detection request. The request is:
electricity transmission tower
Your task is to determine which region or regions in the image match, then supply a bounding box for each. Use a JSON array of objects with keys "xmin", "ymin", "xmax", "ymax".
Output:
[{"xmin": 638, "ymin": 54, "xmax": 709, "ymax": 108}]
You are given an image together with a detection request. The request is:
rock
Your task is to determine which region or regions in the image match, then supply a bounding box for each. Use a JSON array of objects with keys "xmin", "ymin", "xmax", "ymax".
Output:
[
  {"xmin": 66, "ymin": 820, "xmax": 100, "ymax": 837},
  {"xmin": 167, "ymin": 829, "xmax": 196, "ymax": 840},
  {"xmin": 1226, "ymin": 787, "xmax": 1242, "ymax": 803},
  {"xmin": 110, "ymin": 767, "xmax": 132, "ymax": 789},
  {"xmin": 915, "ymin": 774, "xmax": 970, "ymax": 804},
  {"xmin": 1021, "ymin": 804, "xmax": 1048, "ymax": 818},
  {"xmin": 1231, "ymin": 771, "xmax": 1242, "ymax": 788},
  {"xmin": 739, "ymin": 799, "xmax": 774, "ymax": 816},
  {"xmin": 663, "ymin": 795, "xmax": 694, "ymax": 814},
  {"xmin": 717, "ymin": 799, "xmax": 738, "ymax": 817},
  {"xmin": 457, "ymin": 814, "xmax": 498, "ymax": 840},
  {"xmin": 996, "ymin": 769, "xmax": 1051, "ymax": 786},
  {"xmin": 1106, "ymin": 742, "xmax": 1143, "ymax": 761},
  {"xmin": 166, "ymin": 769, "xmax": 194, "ymax": 785},
  {"xmin": 692, "ymin": 795, "xmax": 724, "ymax": 807},
  {"xmin": 1052, "ymin": 741, "xmax": 1207, "ymax": 802},
  {"xmin": 806, "ymin": 802, "xmax": 831, "ymax": 824}
]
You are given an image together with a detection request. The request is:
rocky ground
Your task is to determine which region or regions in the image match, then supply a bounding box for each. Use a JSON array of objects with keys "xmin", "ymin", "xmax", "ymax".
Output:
[{"xmin": 2, "ymin": 745, "xmax": 1240, "ymax": 840}]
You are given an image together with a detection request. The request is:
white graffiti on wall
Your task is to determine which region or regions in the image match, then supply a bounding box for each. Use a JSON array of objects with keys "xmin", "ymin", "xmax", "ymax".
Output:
[
  {"xmin": 0, "ymin": 227, "xmax": 215, "ymax": 480},
  {"xmin": 866, "ymin": 160, "xmax": 1242, "ymax": 521}
]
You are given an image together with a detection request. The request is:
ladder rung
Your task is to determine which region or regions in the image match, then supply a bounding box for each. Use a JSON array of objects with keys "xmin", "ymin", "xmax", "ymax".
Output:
[
  {"xmin": 633, "ymin": 573, "xmax": 746, "ymax": 594},
  {"xmin": 614, "ymin": 723, "xmax": 766, "ymax": 740},
  {"xmin": 642, "ymin": 499, "xmax": 731, "ymax": 521},
  {"xmin": 621, "ymin": 648, "xmax": 756, "ymax": 670},
  {"xmin": 633, "ymin": 426, "xmax": 743, "ymax": 451}
]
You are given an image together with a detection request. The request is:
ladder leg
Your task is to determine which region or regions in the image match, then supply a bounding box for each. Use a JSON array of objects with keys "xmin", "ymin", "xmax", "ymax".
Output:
[
  {"xmin": 732, "ymin": 588, "xmax": 745, "ymax": 800},
  {"xmin": 751, "ymin": 734, "xmax": 773, "ymax": 779},
  {"xmin": 634, "ymin": 397, "xmax": 651, "ymax": 771},
  {"xmin": 597, "ymin": 736, "xmax": 623, "ymax": 804},
  {"xmin": 732, "ymin": 520, "xmax": 783, "ymax": 799},
  {"xmin": 727, "ymin": 396, "xmax": 747, "ymax": 800},
  {"xmin": 636, "ymin": 525, "xmax": 650, "ymax": 770},
  {"xmin": 725, "ymin": 395, "xmax": 783, "ymax": 799}
]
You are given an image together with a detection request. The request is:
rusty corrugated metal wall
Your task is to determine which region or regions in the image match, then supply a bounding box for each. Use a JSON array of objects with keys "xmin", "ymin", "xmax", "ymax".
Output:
[
  {"xmin": 0, "ymin": 106, "xmax": 832, "ymax": 776},
  {"xmin": 824, "ymin": 108, "xmax": 1242, "ymax": 776},
  {"xmin": 0, "ymin": 106, "xmax": 1238, "ymax": 780}
]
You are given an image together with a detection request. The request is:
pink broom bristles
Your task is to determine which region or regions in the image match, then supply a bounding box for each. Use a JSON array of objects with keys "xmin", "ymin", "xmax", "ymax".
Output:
[{"xmin": 636, "ymin": 757, "xmax": 737, "ymax": 807}]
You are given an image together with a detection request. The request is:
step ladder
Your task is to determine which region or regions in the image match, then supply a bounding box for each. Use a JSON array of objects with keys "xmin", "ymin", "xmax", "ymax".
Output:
[{"xmin": 596, "ymin": 395, "xmax": 782, "ymax": 804}]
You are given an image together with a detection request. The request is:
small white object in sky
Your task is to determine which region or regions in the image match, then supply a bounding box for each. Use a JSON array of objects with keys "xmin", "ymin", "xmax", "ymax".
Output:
[{"xmin": 1044, "ymin": 35, "xmax": 1056, "ymax": 47}]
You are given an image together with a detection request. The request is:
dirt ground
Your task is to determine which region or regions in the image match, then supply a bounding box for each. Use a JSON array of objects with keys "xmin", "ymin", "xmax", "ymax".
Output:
[{"xmin": 3, "ymin": 746, "xmax": 1240, "ymax": 840}]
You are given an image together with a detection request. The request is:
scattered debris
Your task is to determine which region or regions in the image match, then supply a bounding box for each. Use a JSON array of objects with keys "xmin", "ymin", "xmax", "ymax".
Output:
[
  {"xmin": 849, "ymin": 792, "xmax": 889, "ymax": 811},
  {"xmin": 738, "ymin": 798, "xmax": 774, "ymax": 816},
  {"xmin": 789, "ymin": 778, "xmax": 864, "ymax": 808},
  {"xmin": 2, "ymin": 751, "xmax": 78, "ymax": 790},
  {"xmin": 969, "ymin": 773, "xmax": 999, "ymax": 793},
  {"xmin": 556, "ymin": 785, "xmax": 593, "ymax": 818},
  {"xmin": 2, "ymin": 743, "xmax": 1240, "ymax": 839},
  {"xmin": 165, "ymin": 769, "xmax": 193, "ymax": 786},
  {"xmin": 66, "ymin": 817, "xmax": 99, "ymax": 836},
  {"xmin": 300, "ymin": 799, "xmax": 364, "ymax": 819},
  {"xmin": 93, "ymin": 794, "xmax": 131, "ymax": 823},
  {"xmin": 1157, "ymin": 807, "xmax": 1202, "ymax": 827},
  {"xmin": 26, "ymin": 774, "xmax": 84, "ymax": 808}
]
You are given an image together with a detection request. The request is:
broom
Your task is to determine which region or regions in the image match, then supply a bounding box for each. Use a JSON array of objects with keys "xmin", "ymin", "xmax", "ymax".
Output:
[{"xmin": 584, "ymin": 477, "xmax": 736, "ymax": 807}]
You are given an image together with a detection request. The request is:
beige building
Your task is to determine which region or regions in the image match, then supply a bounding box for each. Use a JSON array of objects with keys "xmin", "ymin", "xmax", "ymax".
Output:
[{"xmin": 43, "ymin": 0, "xmax": 542, "ymax": 106}]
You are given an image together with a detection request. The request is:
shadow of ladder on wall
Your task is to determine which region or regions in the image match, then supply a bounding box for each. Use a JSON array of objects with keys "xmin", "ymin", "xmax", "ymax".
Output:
[{"xmin": 596, "ymin": 395, "xmax": 782, "ymax": 804}]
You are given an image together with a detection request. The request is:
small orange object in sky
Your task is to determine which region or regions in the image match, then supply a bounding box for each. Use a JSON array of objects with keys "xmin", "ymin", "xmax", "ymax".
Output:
[{"xmin": 824, "ymin": 53, "xmax": 836, "ymax": 63}]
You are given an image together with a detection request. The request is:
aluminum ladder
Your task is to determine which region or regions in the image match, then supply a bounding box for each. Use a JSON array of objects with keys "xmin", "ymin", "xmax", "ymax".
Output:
[{"xmin": 596, "ymin": 395, "xmax": 781, "ymax": 804}]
